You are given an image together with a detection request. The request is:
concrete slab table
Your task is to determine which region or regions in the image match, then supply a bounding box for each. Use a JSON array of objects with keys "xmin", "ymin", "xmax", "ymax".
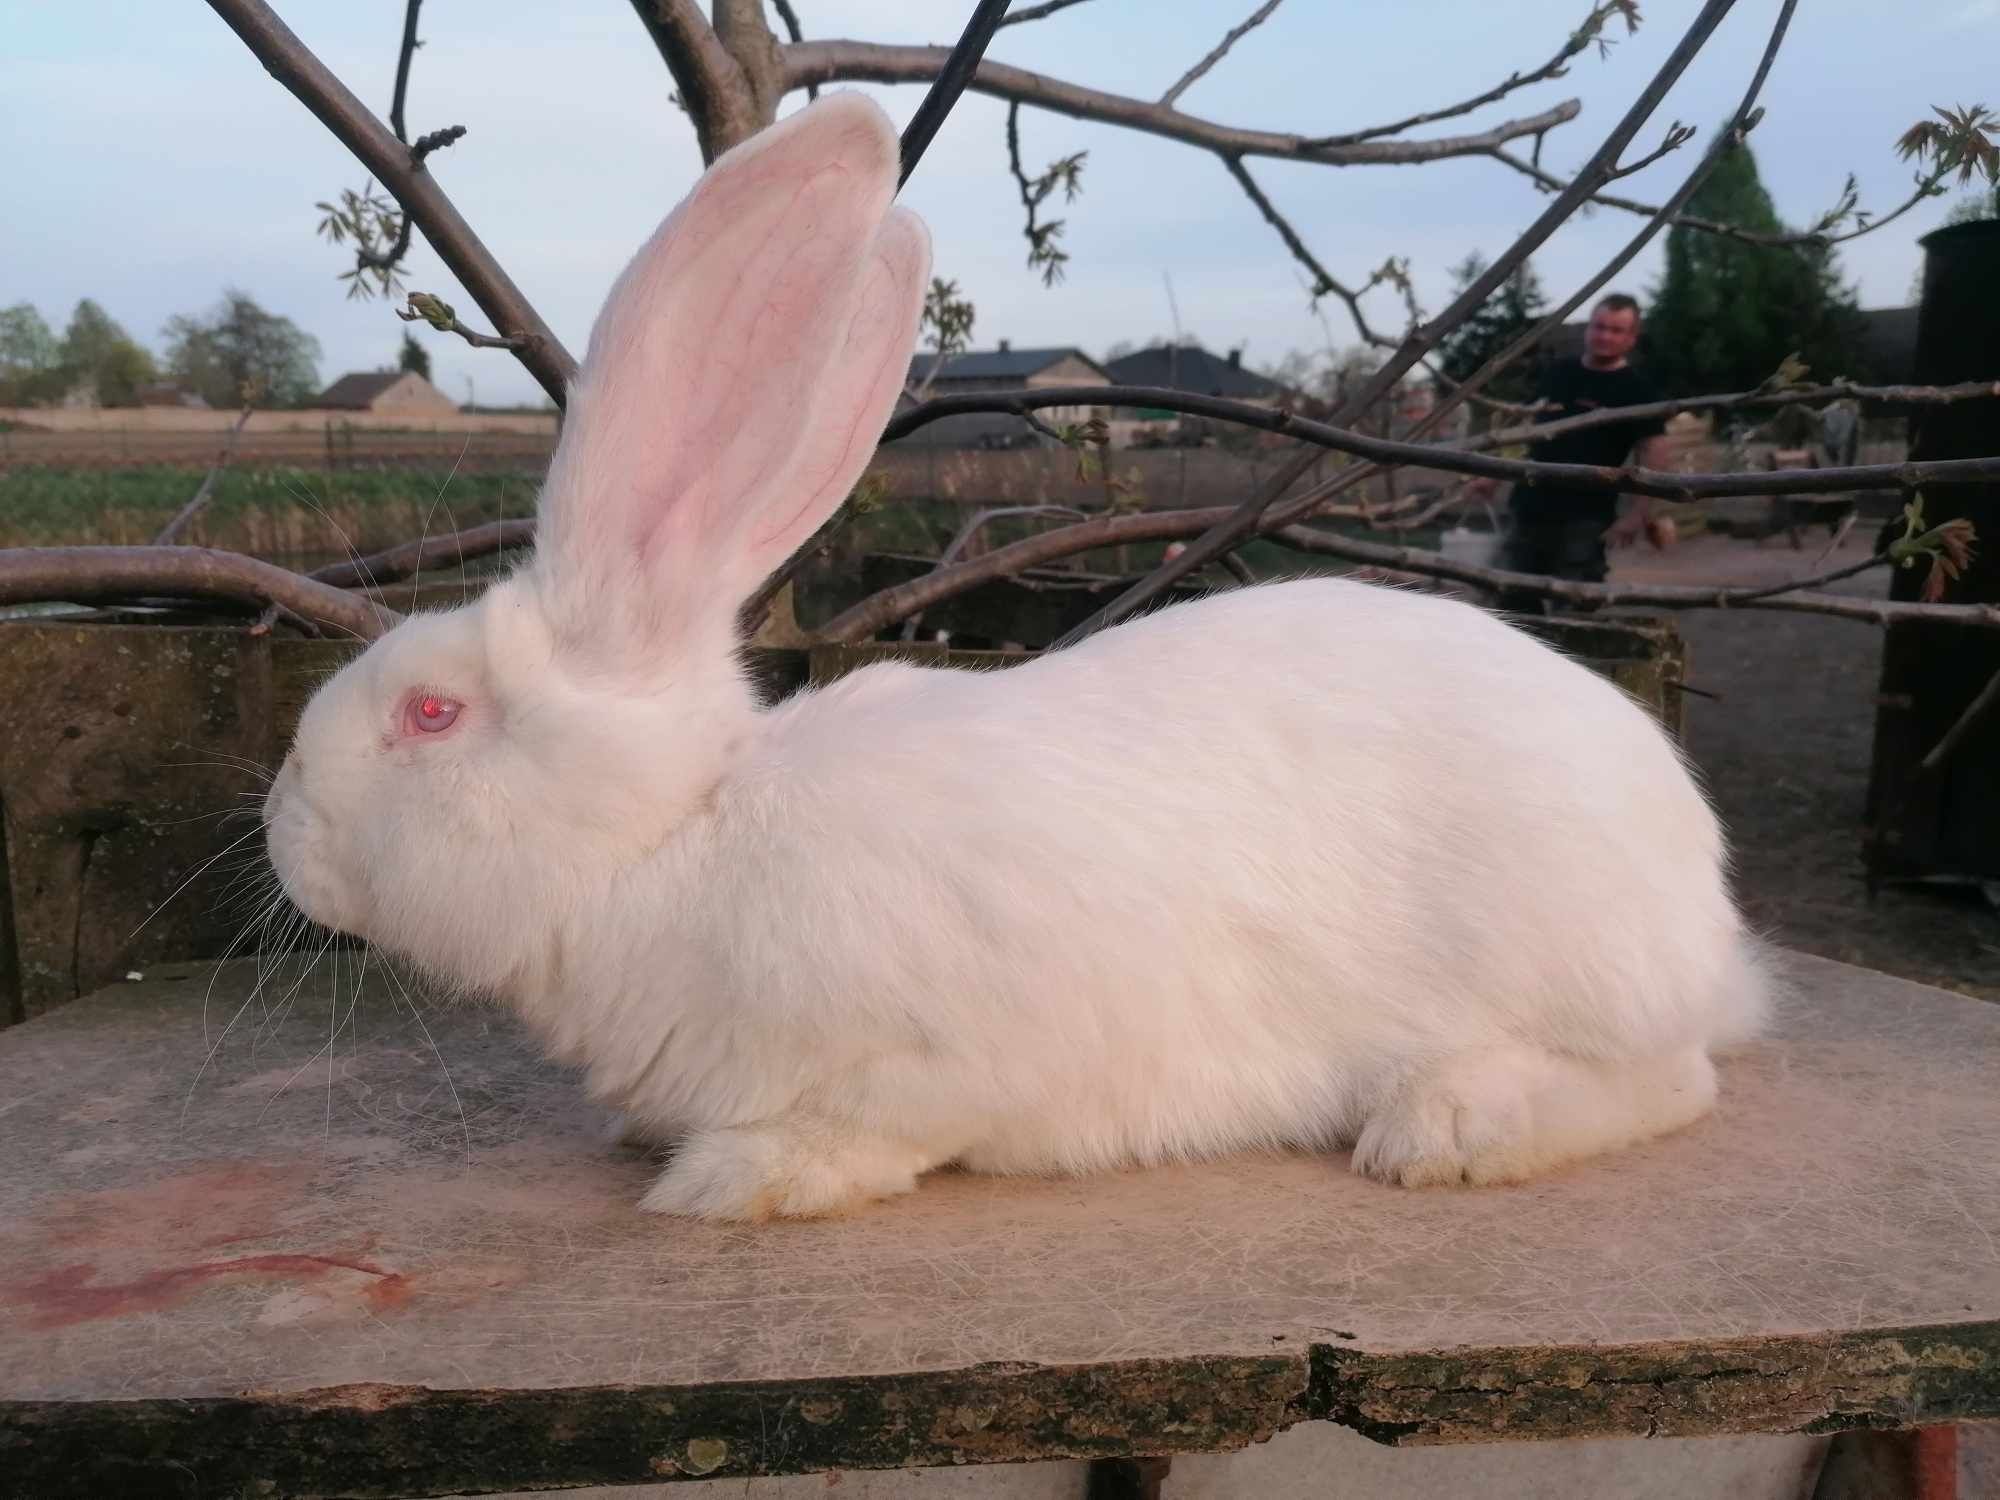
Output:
[{"xmin": 1, "ymin": 952, "xmax": 1996, "ymax": 1496}]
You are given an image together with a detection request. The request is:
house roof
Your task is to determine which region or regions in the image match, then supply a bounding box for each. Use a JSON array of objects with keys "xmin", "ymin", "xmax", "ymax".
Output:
[
  {"xmin": 317, "ymin": 371, "xmax": 410, "ymax": 408},
  {"xmin": 1102, "ymin": 344, "xmax": 1287, "ymax": 400},
  {"xmin": 907, "ymin": 346, "xmax": 1109, "ymax": 383}
]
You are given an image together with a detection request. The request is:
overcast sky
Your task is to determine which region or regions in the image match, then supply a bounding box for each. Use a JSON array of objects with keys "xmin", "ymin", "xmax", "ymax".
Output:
[{"xmin": 9, "ymin": 1, "xmax": 1995, "ymax": 407}]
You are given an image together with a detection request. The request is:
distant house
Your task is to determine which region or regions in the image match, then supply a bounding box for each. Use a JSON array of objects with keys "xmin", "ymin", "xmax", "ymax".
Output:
[
  {"xmin": 316, "ymin": 370, "xmax": 459, "ymax": 417},
  {"xmin": 136, "ymin": 381, "xmax": 210, "ymax": 409},
  {"xmin": 1103, "ymin": 344, "xmax": 1290, "ymax": 405},
  {"xmin": 896, "ymin": 341, "xmax": 1111, "ymax": 447},
  {"xmin": 1102, "ymin": 343, "xmax": 1298, "ymax": 445}
]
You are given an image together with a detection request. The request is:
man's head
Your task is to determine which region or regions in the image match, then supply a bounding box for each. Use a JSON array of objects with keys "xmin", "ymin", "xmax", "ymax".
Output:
[{"xmin": 1583, "ymin": 293, "xmax": 1641, "ymax": 370}]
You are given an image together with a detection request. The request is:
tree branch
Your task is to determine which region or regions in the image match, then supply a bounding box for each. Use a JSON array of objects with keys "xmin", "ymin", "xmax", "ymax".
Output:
[
  {"xmin": 902, "ymin": 0, "xmax": 1016, "ymax": 188},
  {"xmin": 1459, "ymin": 379, "xmax": 2000, "ymax": 456},
  {"xmin": 814, "ymin": 504, "xmax": 2000, "ymax": 646},
  {"xmin": 627, "ymin": 0, "xmax": 760, "ymax": 161},
  {"xmin": 306, "ymin": 520, "xmax": 535, "ymax": 591},
  {"xmin": 1490, "ymin": 146, "xmax": 1951, "ymax": 250},
  {"xmin": 397, "ymin": 292, "xmax": 526, "ymax": 352},
  {"xmin": 1063, "ymin": 0, "xmax": 1750, "ymax": 642},
  {"xmin": 771, "ymin": 0, "xmax": 815, "ymax": 99},
  {"xmin": 1160, "ymin": 0, "xmax": 1286, "ymax": 109},
  {"xmin": 153, "ymin": 404, "xmax": 255, "ymax": 546},
  {"xmin": 882, "ymin": 382, "xmax": 2000, "ymax": 501},
  {"xmin": 1223, "ymin": 155, "xmax": 1549, "ymax": 418},
  {"xmin": 1267, "ymin": 527, "xmax": 2000, "ymax": 630},
  {"xmin": 996, "ymin": 0, "xmax": 1101, "ymax": 26},
  {"xmin": 782, "ymin": 41, "xmax": 1579, "ymax": 166},
  {"xmin": 1922, "ymin": 665, "xmax": 2000, "ymax": 772},
  {"xmin": 1005, "ymin": 103, "xmax": 1083, "ymax": 284},
  {"xmin": 0, "ymin": 548, "xmax": 401, "ymax": 640},
  {"xmin": 345, "ymin": 0, "xmax": 429, "ymax": 285},
  {"xmin": 207, "ymin": 0, "xmax": 577, "ymax": 404},
  {"xmin": 1305, "ymin": 0, "xmax": 1637, "ymax": 149}
]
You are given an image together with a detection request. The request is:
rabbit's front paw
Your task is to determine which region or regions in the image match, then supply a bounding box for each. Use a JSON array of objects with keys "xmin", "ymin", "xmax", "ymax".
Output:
[{"xmin": 638, "ymin": 1121, "xmax": 931, "ymax": 1221}]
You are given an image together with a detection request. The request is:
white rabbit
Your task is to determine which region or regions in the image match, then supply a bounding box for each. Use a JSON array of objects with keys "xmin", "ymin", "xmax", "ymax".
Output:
[{"xmin": 264, "ymin": 92, "xmax": 1771, "ymax": 1221}]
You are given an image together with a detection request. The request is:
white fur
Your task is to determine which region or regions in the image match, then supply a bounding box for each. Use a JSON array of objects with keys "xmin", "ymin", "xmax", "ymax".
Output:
[{"xmin": 264, "ymin": 93, "xmax": 1769, "ymax": 1220}]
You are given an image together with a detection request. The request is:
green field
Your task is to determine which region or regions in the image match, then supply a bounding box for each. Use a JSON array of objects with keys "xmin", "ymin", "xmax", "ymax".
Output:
[
  {"xmin": 0, "ymin": 464, "xmax": 1420, "ymax": 591},
  {"xmin": 0, "ymin": 465, "xmax": 544, "ymax": 566}
]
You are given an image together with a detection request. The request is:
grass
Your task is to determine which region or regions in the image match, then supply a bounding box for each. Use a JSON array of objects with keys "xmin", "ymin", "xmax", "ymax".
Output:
[
  {"xmin": 0, "ymin": 463, "xmax": 1421, "ymax": 588},
  {"xmin": 0, "ymin": 465, "xmax": 542, "ymax": 567}
]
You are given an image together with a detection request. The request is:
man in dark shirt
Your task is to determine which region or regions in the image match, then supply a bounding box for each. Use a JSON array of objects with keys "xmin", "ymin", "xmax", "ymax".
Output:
[{"xmin": 1472, "ymin": 293, "xmax": 1675, "ymax": 613}]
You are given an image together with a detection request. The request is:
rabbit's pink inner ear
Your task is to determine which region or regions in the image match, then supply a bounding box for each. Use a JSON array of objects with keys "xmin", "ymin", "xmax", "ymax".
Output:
[
  {"xmin": 530, "ymin": 94, "xmax": 905, "ymax": 637},
  {"xmin": 742, "ymin": 207, "xmax": 932, "ymax": 573}
]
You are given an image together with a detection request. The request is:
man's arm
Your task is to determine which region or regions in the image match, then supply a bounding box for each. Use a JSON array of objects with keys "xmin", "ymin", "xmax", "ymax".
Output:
[{"xmin": 1606, "ymin": 431, "xmax": 1677, "ymax": 546}]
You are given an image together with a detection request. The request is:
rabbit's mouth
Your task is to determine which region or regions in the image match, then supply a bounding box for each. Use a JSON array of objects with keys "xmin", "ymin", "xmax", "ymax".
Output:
[{"xmin": 262, "ymin": 758, "xmax": 367, "ymax": 939}]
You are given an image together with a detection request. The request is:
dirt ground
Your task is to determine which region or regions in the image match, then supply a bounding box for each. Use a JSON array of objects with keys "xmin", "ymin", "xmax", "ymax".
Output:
[{"xmin": 1608, "ymin": 529, "xmax": 2000, "ymax": 1003}]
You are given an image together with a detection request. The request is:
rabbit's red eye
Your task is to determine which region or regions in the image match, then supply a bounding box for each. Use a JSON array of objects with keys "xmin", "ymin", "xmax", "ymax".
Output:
[{"xmin": 406, "ymin": 693, "xmax": 463, "ymax": 735}]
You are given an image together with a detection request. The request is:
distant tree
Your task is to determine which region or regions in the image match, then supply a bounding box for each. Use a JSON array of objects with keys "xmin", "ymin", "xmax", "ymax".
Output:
[
  {"xmin": 56, "ymin": 299, "xmax": 158, "ymax": 407},
  {"xmin": 1645, "ymin": 140, "xmax": 1869, "ymax": 395},
  {"xmin": 162, "ymin": 290, "xmax": 322, "ymax": 408},
  {"xmin": 1939, "ymin": 181, "xmax": 2000, "ymax": 227},
  {"xmin": 397, "ymin": 330, "xmax": 432, "ymax": 381},
  {"xmin": 1433, "ymin": 253, "xmax": 1549, "ymax": 415},
  {"xmin": 0, "ymin": 303, "xmax": 64, "ymax": 405}
]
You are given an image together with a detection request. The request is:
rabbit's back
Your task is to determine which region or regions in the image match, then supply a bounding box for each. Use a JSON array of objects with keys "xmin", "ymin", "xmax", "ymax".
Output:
[{"xmin": 673, "ymin": 578, "xmax": 1761, "ymax": 1172}]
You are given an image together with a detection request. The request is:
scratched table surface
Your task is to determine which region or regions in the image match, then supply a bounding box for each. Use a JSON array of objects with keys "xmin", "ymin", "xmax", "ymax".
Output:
[{"xmin": 2, "ymin": 952, "xmax": 1997, "ymax": 1498}]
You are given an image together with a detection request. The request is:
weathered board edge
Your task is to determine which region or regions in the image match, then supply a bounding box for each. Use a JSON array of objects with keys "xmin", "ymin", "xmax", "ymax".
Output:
[{"xmin": 3, "ymin": 1320, "xmax": 1994, "ymax": 1497}]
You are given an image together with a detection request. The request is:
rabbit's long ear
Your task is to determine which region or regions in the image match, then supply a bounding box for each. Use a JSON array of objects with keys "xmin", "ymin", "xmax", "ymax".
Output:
[{"xmin": 531, "ymin": 92, "xmax": 928, "ymax": 658}]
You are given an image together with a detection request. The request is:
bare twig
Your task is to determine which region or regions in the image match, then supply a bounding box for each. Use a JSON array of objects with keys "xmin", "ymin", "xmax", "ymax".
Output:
[
  {"xmin": 784, "ymin": 42, "xmax": 1580, "ymax": 167},
  {"xmin": 207, "ymin": 0, "xmax": 577, "ymax": 403},
  {"xmin": 815, "ymin": 506, "xmax": 2000, "ymax": 645},
  {"xmin": 1160, "ymin": 0, "xmax": 1286, "ymax": 109},
  {"xmin": 1305, "ymin": 1, "xmax": 1638, "ymax": 149},
  {"xmin": 1266, "ymin": 527, "xmax": 2000, "ymax": 630},
  {"xmin": 341, "ymin": 0, "xmax": 429, "ymax": 287},
  {"xmin": 1216, "ymin": 552, "xmax": 1259, "ymax": 586},
  {"xmin": 388, "ymin": 0, "xmax": 421, "ymax": 142},
  {"xmin": 821, "ymin": 506, "xmax": 1242, "ymax": 642},
  {"xmin": 901, "ymin": 503, "xmax": 1090, "ymax": 640},
  {"xmin": 1005, "ymin": 103, "xmax": 1084, "ymax": 285},
  {"xmin": 410, "ymin": 124, "xmax": 467, "ymax": 162},
  {"xmin": 626, "ymin": 0, "xmax": 760, "ymax": 162},
  {"xmin": 1221, "ymin": 155, "xmax": 1355, "ymax": 314},
  {"xmin": 997, "ymin": 0, "xmax": 1101, "ymax": 26},
  {"xmin": 1490, "ymin": 145, "xmax": 1952, "ymax": 249},
  {"xmin": 397, "ymin": 292, "xmax": 526, "ymax": 351},
  {"xmin": 1604, "ymin": 121, "xmax": 1697, "ymax": 182},
  {"xmin": 1922, "ymin": 666, "xmax": 2000, "ymax": 772},
  {"xmin": 0, "ymin": 548, "xmax": 402, "ymax": 640},
  {"xmin": 1065, "ymin": 0, "xmax": 1748, "ymax": 641},
  {"xmin": 882, "ymin": 383, "xmax": 2000, "ymax": 504},
  {"xmin": 154, "ymin": 404, "xmax": 255, "ymax": 545},
  {"xmin": 307, "ymin": 519, "xmax": 535, "ymax": 591},
  {"xmin": 900, "ymin": 0, "xmax": 1014, "ymax": 187},
  {"xmin": 1460, "ymin": 379, "xmax": 2000, "ymax": 456},
  {"xmin": 771, "ymin": 0, "xmax": 815, "ymax": 99}
]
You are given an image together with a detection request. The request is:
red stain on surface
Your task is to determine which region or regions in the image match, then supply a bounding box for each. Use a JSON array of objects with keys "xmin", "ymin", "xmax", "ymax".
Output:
[
  {"xmin": 6, "ymin": 1254, "xmax": 411, "ymax": 1330},
  {"xmin": 42, "ymin": 1162, "xmax": 300, "ymax": 1253}
]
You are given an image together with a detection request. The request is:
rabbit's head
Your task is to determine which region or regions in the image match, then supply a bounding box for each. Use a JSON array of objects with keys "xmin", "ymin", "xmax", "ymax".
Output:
[{"xmin": 264, "ymin": 93, "xmax": 930, "ymax": 988}]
